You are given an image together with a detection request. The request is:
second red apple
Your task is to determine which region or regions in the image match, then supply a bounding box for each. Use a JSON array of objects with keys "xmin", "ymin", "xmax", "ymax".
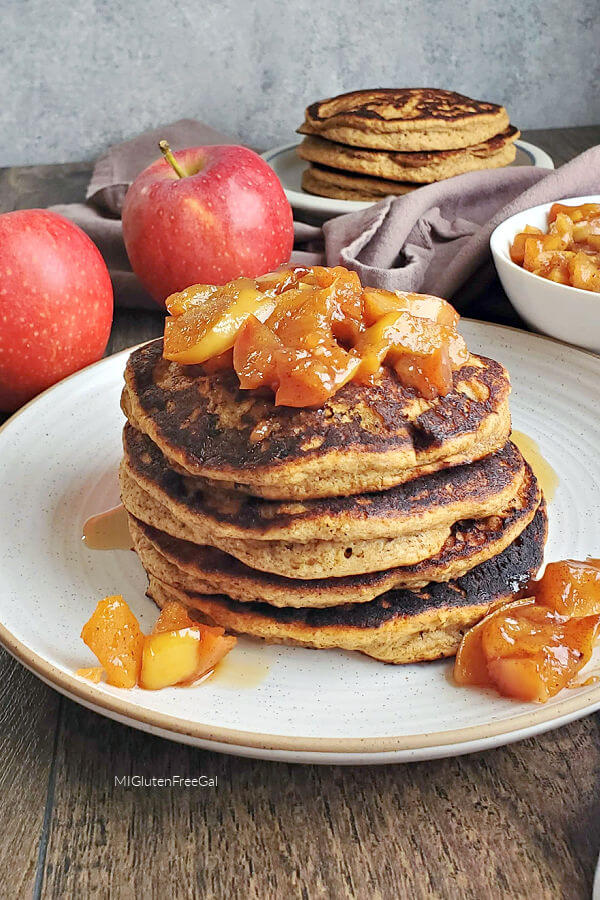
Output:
[{"xmin": 122, "ymin": 144, "xmax": 294, "ymax": 304}]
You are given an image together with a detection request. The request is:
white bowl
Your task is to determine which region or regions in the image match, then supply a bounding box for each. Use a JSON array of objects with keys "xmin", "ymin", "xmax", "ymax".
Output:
[{"xmin": 490, "ymin": 194, "xmax": 600, "ymax": 353}]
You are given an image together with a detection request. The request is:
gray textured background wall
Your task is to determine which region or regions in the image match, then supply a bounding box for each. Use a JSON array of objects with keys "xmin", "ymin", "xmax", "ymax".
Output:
[{"xmin": 2, "ymin": 0, "xmax": 599, "ymax": 166}]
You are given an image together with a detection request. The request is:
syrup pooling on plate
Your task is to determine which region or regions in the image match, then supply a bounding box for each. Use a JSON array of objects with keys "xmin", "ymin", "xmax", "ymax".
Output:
[
  {"xmin": 454, "ymin": 558, "xmax": 600, "ymax": 702},
  {"xmin": 210, "ymin": 654, "xmax": 271, "ymax": 689},
  {"xmin": 82, "ymin": 505, "xmax": 132, "ymax": 550},
  {"xmin": 510, "ymin": 431, "xmax": 559, "ymax": 502},
  {"xmin": 162, "ymin": 266, "xmax": 469, "ymax": 406}
]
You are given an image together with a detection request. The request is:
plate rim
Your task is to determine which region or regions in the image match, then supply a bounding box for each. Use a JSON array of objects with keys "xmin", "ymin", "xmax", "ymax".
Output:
[
  {"xmin": 0, "ymin": 321, "xmax": 599, "ymax": 757},
  {"xmin": 261, "ymin": 139, "xmax": 555, "ymax": 215}
]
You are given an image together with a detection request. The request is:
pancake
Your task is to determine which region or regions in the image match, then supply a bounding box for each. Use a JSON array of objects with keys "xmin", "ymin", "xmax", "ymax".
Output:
[
  {"xmin": 122, "ymin": 424, "xmax": 525, "ymax": 543},
  {"xmin": 128, "ymin": 461, "xmax": 542, "ymax": 607},
  {"xmin": 298, "ymin": 89, "xmax": 511, "ymax": 151},
  {"xmin": 301, "ymin": 165, "xmax": 418, "ymax": 201},
  {"xmin": 146, "ymin": 504, "xmax": 547, "ymax": 663},
  {"xmin": 122, "ymin": 340, "xmax": 511, "ymax": 500},
  {"xmin": 120, "ymin": 464, "xmax": 451, "ymax": 577},
  {"xmin": 297, "ymin": 127, "xmax": 519, "ymax": 184}
]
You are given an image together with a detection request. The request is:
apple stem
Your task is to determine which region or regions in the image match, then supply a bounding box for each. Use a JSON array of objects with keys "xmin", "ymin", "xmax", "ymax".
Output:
[{"xmin": 159, "ymin": 140, "xmax": 186, "ymax": 178}]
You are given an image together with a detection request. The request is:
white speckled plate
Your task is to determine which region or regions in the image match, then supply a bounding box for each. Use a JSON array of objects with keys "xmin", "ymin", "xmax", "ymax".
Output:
[
  {"xmin": 262, "ymin": 140, "xmax": 554, "ymax": 219},
  {"xmin": 0, "ymin": 321, "xmax": 599, "ymax": 765}
]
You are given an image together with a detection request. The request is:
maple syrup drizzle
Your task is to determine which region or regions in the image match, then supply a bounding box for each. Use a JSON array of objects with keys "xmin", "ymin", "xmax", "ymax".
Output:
[
  {"xmin": 210, "ymin": 655, "xmax": 270, "ymax": 689},
  {"xmin": 511, "ymin": 431, "xmax": 559, "ymax": 502},
  {"xmin": 82, "ymin": 505, "xmax": 132, "ymax": 550}
]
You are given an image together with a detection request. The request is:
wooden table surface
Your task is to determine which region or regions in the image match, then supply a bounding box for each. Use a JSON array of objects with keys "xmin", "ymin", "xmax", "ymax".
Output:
[{"xmin": 1, "ymin": 126, "xmax": 599, "ymax": 899}]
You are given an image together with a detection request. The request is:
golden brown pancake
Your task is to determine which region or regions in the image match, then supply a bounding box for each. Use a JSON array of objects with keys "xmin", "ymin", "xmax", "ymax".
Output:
[
  {"xmin": 298, "ymin": 89, "xmax": 511, "ymax": 151},
  {"xmin": 301, "ymin": 165, "xmax": 417, "ymax": 201},
  {"xmin": 120, "ymin": 464, "xmax": 451, "ymax": 577},
  {"xmin": 298, "ymin": 127, "xmax": 519, "ymax": 184},
  {"xmin": 122, "ymin": 340, "xmax": 511, "ymax": 500},
  {"xmin": 145, "ymin": 504, "xmax": 547, "ymax": 663},
  {"xmin": 128, "ymin": 461, "xmax": 541, "ymax": 607},
  {"xmin": 122, "ymin": 424, "xmax": 525, "ymax": 543}
]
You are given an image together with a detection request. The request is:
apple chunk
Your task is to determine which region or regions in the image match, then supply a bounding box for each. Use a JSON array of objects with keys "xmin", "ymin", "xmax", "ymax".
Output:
[
  {"xmin": 152, "ymin": 600, "xmax": 197, "ymax": 633},
  {"xmin": 532, "ymin": 558, "xmax": 600, "ymax": 617},
  {"xmin": 140, "ymin": 624, "xmax": 237, "ymax": 690},
  {"xmin": 81, "ymin": 595, "xmax": 143, "ymax": 688},
  {"xmin": 163, "ymin": 279, "xmax": 278, "ymax": 365}
]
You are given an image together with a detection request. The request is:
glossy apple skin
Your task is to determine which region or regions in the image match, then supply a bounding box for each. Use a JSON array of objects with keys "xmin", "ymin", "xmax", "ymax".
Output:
[
  {"xmin": 0, "ymin": 209, "xmax": 113, "ymax": 412},
  {"xmin": 122, "ymin": 144, "xmax": 294, "ymax": 304}
]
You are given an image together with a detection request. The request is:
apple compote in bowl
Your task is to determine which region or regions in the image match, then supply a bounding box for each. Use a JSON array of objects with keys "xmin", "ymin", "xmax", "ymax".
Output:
[{"xmin": 490, "ymin": 195, "xmax": 600, "ymax": 353}]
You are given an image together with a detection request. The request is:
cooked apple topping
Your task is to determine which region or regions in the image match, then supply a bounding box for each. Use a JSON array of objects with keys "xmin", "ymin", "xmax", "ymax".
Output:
[
  {"xmin": 81, "ymin": 595, "xmax": 144, "ymax": 688},
  {"xmin": 162, "ymin": 265, "xmax": 469, "ymax": 405},
  {"xmin": 79, "ymin": 597, "xmax": 236, "ymax": 690},
  {"xmin": 510, "ymin": 202, "xmax": 600, "ymax": 291},
  {"xmin": 454, "ymin": 558, "xmax": 600, "ymax": 702}
]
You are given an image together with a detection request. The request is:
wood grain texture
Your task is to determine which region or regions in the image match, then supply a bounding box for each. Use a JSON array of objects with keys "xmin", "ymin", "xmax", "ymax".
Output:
[
  {"xmin": 37, "ymin": 703, "xmax": 600, "ymax": 899},
  {"xmin": 0, "ymin": 127, "xmax": 599, "ymax": 900},
  {"xmin": 0, "ymin": 650, "xmax": 61, "ymax": 898}
]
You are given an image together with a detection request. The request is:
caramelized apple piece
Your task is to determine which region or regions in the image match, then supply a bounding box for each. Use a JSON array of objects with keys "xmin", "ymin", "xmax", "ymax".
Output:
[
  {"xmin": 234, "ymin": 276, "xmax": 363, "ymax": 407},
  {"xmin": 178, "ymin": 626, "xmax": 237, "ymax": 685},
  {"xmin": 152, "ymin": 600, "xmax": 197, "ymax": 633},
  {"xmin": 548, "ymin": 202, "xmax": 600, "ymax": 224},
  {"xmin": 76, "ymin": 666, "xmax": 104, "ymax": 684},
  {"xmin": 454, "ymin": 599, "xmax": 530, "ymax": 687},
  {"xmin": 483, "ymin": 607, "xmax": 600, "ymax": 702},
  {"xmin": 356, "ymin": 309, "xmax": 465, "ymax": 397},
  {"xmin": 81, "ymin": 595, "xmax": 143, "ymax": 689},
  {"xmin": 486, "ymin": 657, "xmax": 558, "ymax": 703},
  {"xmin": 235, "ymin": 315, "xmax": 361, "ymax": 407},
  {"xmin": 255, "ymin": 267, "xmax": 309, "ymax": 294},
  {"xmin": 354, "ymin": 311, "xmax": 411, "ymax": 380},
  {"xmin": 362, "ymin": 289, "xmax": 459, "ymax": 329},
  {"xmin": 480, "ymin": 603, "xmax": 558, "ymax": 659},
  {"xmin": 163, "ymin": 278, "xmax": 277, "ymax": 364},
  {"xmin": 201, "ymin": 348, "xmax": 234, "ymax": 374},
  {"xmin": 140, "ymin": 627, "xmax": 205, "ymax": 690},
  {"xmin": 583, "ymin": 234, "xmax": 600, "ymax": 251},
  {"xmin": 569, "ymin": 252, "xmax": 600, "ymax": 292},
  {"xmin": 275, "ymin": 349, "xmax": 360, "ymax": 408},
  {"xmin": 531, "ymin": 558, "xmax": 600, "ymax": 616},
  {"xmin": 545, "ymin": 265, "xmax": 571, "ymax": 284},
  {"xmin": 453, "ymin": 622, "xmax": 493, "ymax": 687},
  {"xmin": 455, "ymin": 596, "xmax": 600, "ymax": 702},
  {"xmin": 165, "ymin": 283, "xmax": 220, "ymax": 316},
  {"xmin": 404, "ymin": 293, "xmax": 460, "ymax": 328},
  {"xmin": 510, "ymin": 226, "xmax": 544, "ymax": 264},
  {"xmin": 139, "ymin": 624, "xmax": 236, "ymax": 690},
  {"xmin": 362, "ymin": 289, "xmax": 408, "ymax": 325},
  {"xmin": 234, "ymin": 316, "xmax": 281, "ymax": 391},
  {"xmin": 393, "ymin": 346, "xmax": 453, "ymax": 399}
]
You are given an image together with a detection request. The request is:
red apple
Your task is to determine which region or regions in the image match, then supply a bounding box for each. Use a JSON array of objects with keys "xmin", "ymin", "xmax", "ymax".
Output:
[
  {"xmin": 122, "ymin": 142, "xmax": 294, "ymax": 304},
  {"xmin": 0, "ymin": 209, "xmax": 113, "ymax": 413}
]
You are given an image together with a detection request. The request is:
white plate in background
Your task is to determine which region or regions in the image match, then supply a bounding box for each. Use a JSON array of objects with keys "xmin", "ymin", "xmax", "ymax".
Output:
[{"xmin": 262, "ymin": 140, "xmax": 554, "ymax": 218}]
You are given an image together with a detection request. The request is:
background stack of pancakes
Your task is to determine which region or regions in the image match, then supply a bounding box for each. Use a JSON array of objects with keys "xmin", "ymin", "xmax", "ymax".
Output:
[
  {"xmin": 119, "ymin": 339, "xmax": 547, "ymax": 664},
  {"xmin": 297, "ymin": 88, "xmax": 520, "ymax": 201}
]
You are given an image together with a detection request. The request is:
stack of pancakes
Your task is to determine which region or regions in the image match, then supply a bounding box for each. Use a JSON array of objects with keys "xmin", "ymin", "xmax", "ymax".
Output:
[
  {"xmin": 120, "ymin": 339, "xmax": 547, "ymax": 664},
  {"xmin": 297, "ymin": 88, "xmax": 520, "ymax": 201}
]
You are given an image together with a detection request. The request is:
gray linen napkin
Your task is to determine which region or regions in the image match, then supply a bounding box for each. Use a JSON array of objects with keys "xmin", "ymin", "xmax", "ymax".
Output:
[{"xmin": 50, "ymin": 119, "xmax": 600, "ymax": 311}]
